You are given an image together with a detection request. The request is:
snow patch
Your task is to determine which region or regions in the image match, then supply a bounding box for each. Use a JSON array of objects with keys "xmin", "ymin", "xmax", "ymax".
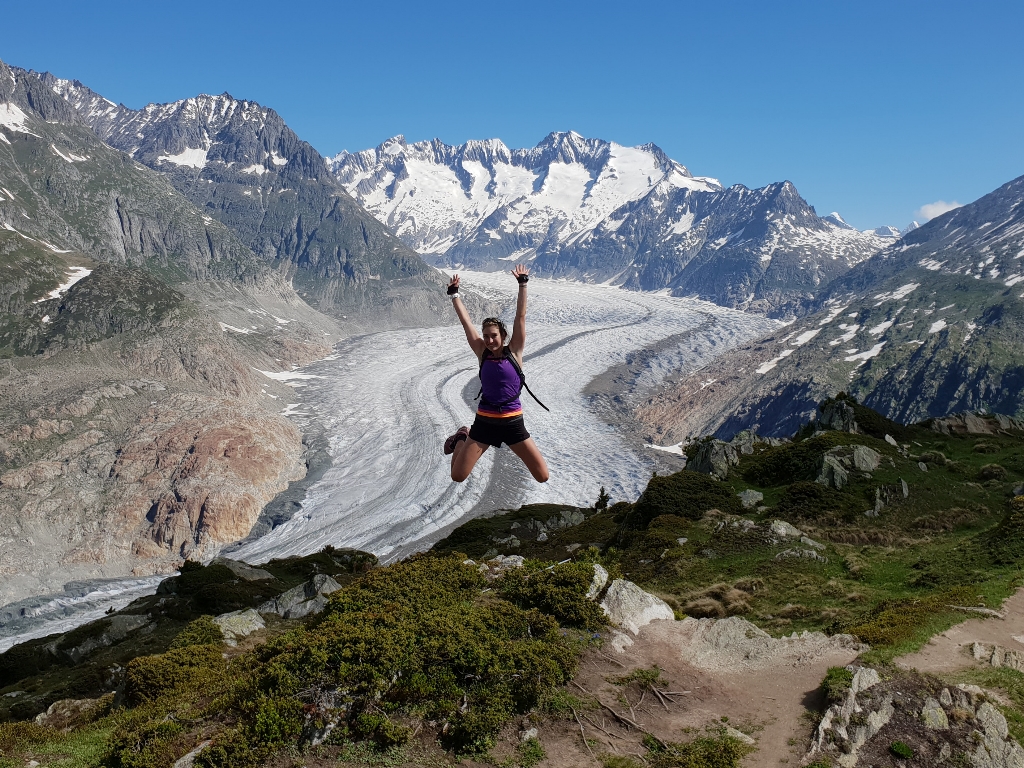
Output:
[
  {"xmin": 35, "ymin": 266, "xmax": 91, "ymax": 302},
  {"xmin": 928, "ymin": 319, "xmax": 947, "ymax": 334},
  {"xmin": 845, "ymin": 343, "xmax": 886, "ymax": 363},
  {"xmin": 873, "ymin": 283, "xmax": 919, "ymax": 303},
  {"xmin": 756, "ymin": 348, "xmax": 795, "ymax": 374},
  {"xmin": 646, "ymin": 442, "xmax": 685, "ymax": 456},
  {"xmin": 791, "ymin": 329, "xmax": 821, "ymax": 346},
  {"xmin": 0, "ymin": 103, "xmax": 40, "ymax": 136},
  {"xmin": 868, "ymin": 319, "xmax": 893, "ymax": 336},
  {"xmin": 157, "ymin": 147, "xmax": 208, "ymax": 168}
]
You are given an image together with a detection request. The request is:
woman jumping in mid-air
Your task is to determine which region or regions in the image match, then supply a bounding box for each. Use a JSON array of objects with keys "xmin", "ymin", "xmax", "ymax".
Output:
[{"xmin": 443, "ymin": 265, "xmax": 549, "ymax": 484}]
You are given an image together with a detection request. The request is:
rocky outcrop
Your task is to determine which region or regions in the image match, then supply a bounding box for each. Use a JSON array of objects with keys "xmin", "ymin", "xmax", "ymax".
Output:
[
  {"xmin": 43, "ymin": 614, "xmax": 151, "ymax": 664},
  {"xmin": 808, "ymin": 671, "xmax": 1024, "ymax": 768},
  {"xmin": 258, "ymin": 574, "xmax": 342, "ymax": 619},
  {"xmin": 816, "ymin": 445, "xmax": 881, "ymax": 490},
  {"xmin": 0, "ymin": 381, "xmax": 306, "ymax": 605},
  {"xmin": 689, "ymin": 430, "xmax": 787, "ymax": 480},
  {"xmin": 929, "ymin": 412, "xmax": 1024, "ymax": 436},
  {"xmin": 675, "ymin": 616, "xmax": 865, "ymax": 673}
]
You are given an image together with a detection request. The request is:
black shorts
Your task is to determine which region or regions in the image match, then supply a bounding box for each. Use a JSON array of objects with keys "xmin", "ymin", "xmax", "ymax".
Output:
[{"xmin": 469, "ymin": 414, "xmax": 530, "ymax": 448}]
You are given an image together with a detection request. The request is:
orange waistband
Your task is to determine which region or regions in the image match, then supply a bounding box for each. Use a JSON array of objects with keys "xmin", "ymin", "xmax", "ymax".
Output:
[{"xmin": 476, "ymin": 408, "xmax": 524, "ymax": 419}]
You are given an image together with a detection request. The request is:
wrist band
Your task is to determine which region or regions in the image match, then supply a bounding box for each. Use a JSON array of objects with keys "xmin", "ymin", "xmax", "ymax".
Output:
[
  {"xmin": 450, "ymin": 292, "xmax": 459, "ymax": 299},
  {"xmin": 516, "ymin": 274, "xmax": 529, "ymax": 284},
  {"xmin": 446, "ymin": 285, "xmax": 459, "ymax": 296}
]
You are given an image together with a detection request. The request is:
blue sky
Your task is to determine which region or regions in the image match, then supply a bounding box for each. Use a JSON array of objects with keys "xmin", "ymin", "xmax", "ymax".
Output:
[{"xmin": 2, "ymin": 0, "xmax": 1022, "ymax": 229}]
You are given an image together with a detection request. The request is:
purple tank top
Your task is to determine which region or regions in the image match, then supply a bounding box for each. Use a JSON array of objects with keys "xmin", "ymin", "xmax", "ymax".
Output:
[{"xmin": 479, "ymin": 352, "xmax": 523, "ymax": 416}]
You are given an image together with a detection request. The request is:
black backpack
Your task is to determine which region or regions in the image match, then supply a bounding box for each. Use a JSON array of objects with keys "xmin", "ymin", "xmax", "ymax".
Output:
[{"xmin": 476, "ymin": 346, "xmax": 550, "ymax": 411}]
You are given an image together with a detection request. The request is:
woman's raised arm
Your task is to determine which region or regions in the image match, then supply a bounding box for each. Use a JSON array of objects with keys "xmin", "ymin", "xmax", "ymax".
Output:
[
  {"xmin": 449, "ymin": 273, "xmax": 485, "ymax": 356},
  {"xmin": 508, "ymin": 264, "xmax": 528, "ymax": 358}
]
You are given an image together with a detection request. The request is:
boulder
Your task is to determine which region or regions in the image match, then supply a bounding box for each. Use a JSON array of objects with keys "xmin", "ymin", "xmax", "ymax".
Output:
[
  {"xmin": 690, "ymin": 431, "xmax": 785, "ymax": 480},
  {"xmin": 817, "ymin": 445, "xmax": 880, "ymax": 490},
  {"xmin": 770, "ymin": 520, "xmax": 804, "ymax": 538},
  {"xmin": 173, "ymin": 740, "xmax": 212, "ymax": 768},
  {"xmin": 33, "ymin": 698, "xmax": 97, "ymax": 728},
  {"xmin": 214, "ymin": 608, "xmax": 265, "ymax": 646},
  {"xmin": 600, "ymin": 579, "xmax": 675, "ymax": 634},
  {"xmin": 851, "ymin": 445, "xmax": 881, "ymax": 472},
  {"xmin": 817, "ymin": 453, "xmax": 849, "ymax": 489},
  {"xmin": 775, "ymin": 548, "xmax": 827, "ymax": 563},
  {"xmin": 689, "ymin": 439, "xmax": 739, "ymax": 480},
  {"xmin": 921, "ymin": 696, "xmax": 949, "ymax": 730},
  {"xmin": 738, "ymin": 489, "xmax": 764, "ymax": 509}
]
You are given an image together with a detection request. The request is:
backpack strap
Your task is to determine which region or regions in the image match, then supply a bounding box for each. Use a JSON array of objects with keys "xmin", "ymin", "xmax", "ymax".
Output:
[{"xmin": 475, "ymin": 346, "xmax": 549, "ymax": 412}]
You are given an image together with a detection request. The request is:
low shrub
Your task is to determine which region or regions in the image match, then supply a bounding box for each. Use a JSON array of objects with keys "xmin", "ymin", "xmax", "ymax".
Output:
[
  {"xmin": 889, "ymin": 740, "xmax": 913, "ymax": 758},
  {"xmin": 979, "ymin": 464, "xmax": 1008, "ymax": 481},
  {"xmin": 196, "ymin": 555, "xmax": 587, "ymax": 762},
  {"xmin": 775, "ymin": 481, "xmax": 845, "ymax": 520},
  {"xmin": 168, "ymin": 615, "xmax": 224, "ymax": 649},
  {"xmin": 642, "ymin": 728, "xmax": 752, "ymax": 768},
  {"xmin": 846, "ymin": 589, "xmax": 971, "ymax": 646},
  {"xmin": 985, "ymin": 499, "xmax": 1024, "ymax": 565},
  {"xmin": 741, "ymin": 432, "xmax": 856, "ymax": 487},
  {"xmin": 629, "ymin": 471, "xmax": 742, "ymax": 528},
  {"xmin": 498, "ymin": 562, "xmax": 608, "ymax": 631},
  {"xmin": 124, "ymin": 645, "xmax": 227, "ymax": 706}
]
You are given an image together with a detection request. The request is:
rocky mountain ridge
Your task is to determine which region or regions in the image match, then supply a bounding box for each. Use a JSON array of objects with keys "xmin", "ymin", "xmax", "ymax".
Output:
[
  {"xmin": 331, "ymin": 132, "xmax": 897, "ymax": 314},
  {"xmin": 30, "ymin": 72, "xmax": 453, "ymax": 330},
  {"xmin": 634, "ymin": 172, "xmax": 1024, "ymax": 442},
  {"xmin": 0, "ymin": 57, "xmax": 350, "ymax": 604}
]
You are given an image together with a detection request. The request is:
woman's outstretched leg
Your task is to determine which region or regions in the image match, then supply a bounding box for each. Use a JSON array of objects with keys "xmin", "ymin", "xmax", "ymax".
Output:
[
  {"xmin": 508, "ymin": 438, "xmax": 549, "ymax": 483},
  {"xmin": 451, "ymin": 437, "xmax": 489, "ymax": 482}
]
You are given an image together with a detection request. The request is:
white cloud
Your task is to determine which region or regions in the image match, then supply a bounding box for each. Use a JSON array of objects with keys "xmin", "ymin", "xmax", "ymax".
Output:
[{"xmin": 915, "ymin": 200, "xmax": 962, "ymax": 222}]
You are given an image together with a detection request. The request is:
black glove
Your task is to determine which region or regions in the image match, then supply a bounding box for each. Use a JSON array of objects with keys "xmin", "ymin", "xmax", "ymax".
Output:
[
  {"xmin": 447, "ymin": 284, "xmax": 459, "ymax": 295},
  {"xmin": 516, "ymin": 274, "xmax": 529, "ymax": 284}
]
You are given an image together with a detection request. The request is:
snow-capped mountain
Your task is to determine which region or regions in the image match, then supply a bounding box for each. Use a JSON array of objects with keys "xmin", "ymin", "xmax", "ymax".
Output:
[
  {"xmin": 331, "ymin": 133, "xmax": 893, "ymax": 314},
  {"xmin": 32, "ymin": 73, "xmax": 446, "ymax": 326},
  {"xmin": 330, "ymin": 131, "xmax": 718, "ymax": 257}
]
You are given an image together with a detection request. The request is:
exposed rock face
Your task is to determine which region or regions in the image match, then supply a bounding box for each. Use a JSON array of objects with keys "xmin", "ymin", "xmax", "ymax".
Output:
[
  {"xmin": 808, "ymin": 670, "xmax": 1024, "ymax": 768},
  {"xmin": 929, "ymin": 412, "xmax": 1024, "ymax": 436},
  {"xmin": 259, "ymin": 574, "xmax": 343, "ymax": 619},
  {"xmin": 675, "ymin": 616, "xmax": 865, "ymax": 672},
  {"xmin": 0, "ymin": 379, "xmax": 306, "ymax": 605},
  {"xmin": 43, "ymin": 614, "xmax": 151, "ymax": 664},
  {"xmin": 689, "ymin": 430, "xmax": 787, "ymax": 480},
  {"xmin": 112, "ymin": 394, "xmax": 305, "ymax": 560}
]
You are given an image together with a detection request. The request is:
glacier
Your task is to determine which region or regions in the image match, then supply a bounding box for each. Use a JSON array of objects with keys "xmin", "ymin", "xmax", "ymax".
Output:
[{"xmin": 0, "ymin": 273, "xmax": 776, "ymax": 650}]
